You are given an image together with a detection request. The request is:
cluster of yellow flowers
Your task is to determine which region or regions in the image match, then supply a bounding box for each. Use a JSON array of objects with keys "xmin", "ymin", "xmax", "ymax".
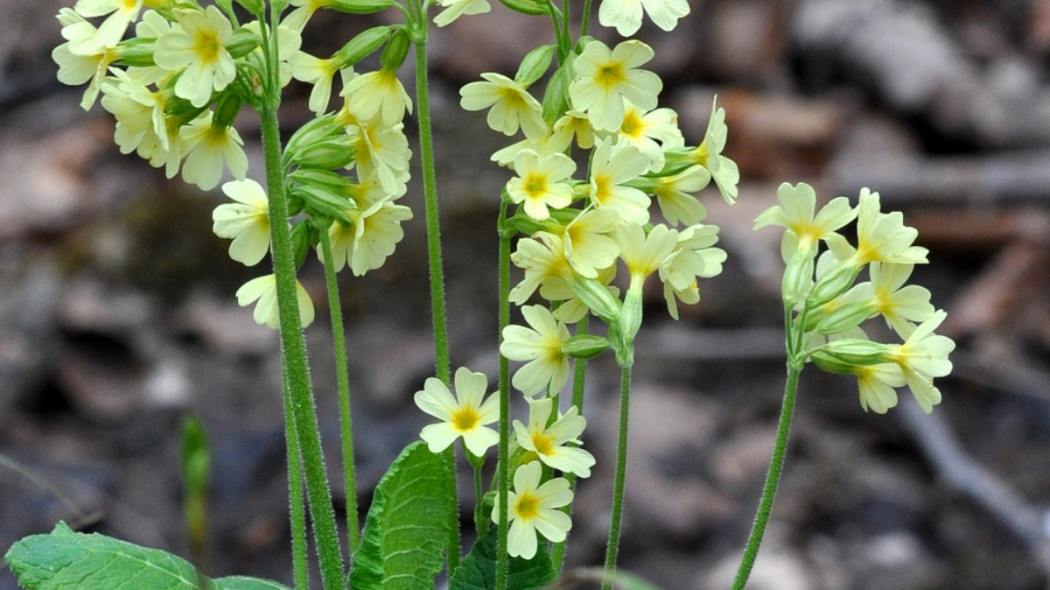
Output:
[
  {"xmin": 54, "ymin": 0, "xmax": 415, "ymax": 329},
  {"xmin": 755, "ymin": 183, "xmax": 955, "ymax": 413},
  {"xmin": 410, "ymin": 0, "xmax": 741, "ymax": 559}
]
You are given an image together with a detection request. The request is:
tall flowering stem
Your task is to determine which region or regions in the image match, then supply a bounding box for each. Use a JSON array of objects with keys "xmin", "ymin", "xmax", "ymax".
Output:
[
  {"xmin": 731, "ymin": 361, "xmax": 802, "ymax": 590},
  {"xmin": 281, "ymin": 384, "xmax": 309, "ymax": 590},
  {"xmin": 496, "ymin": 198, "xmax": 512, "ymax": 590},
  {"xmin": 409, "ymin": 15, "xmax": 460, "ymax": 572},
  {"xmin": 602, "ymin": 364, "xmax": 633, "ymax": 590},
  {"xmin": 551, "ymin": 314, "xmax": 590, "ymax": 574},
  {"xmin": 259, "ymin": 8, "xmax": 345, "ymax": 589},
  {"xmin": 318, "ymin": 230, "xmax": 359, "ymax": 552}
]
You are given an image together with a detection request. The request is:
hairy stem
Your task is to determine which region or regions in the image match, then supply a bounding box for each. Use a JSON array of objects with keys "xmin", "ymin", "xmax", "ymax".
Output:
[
  {"xmin": 730, "ymin": 363, "xmax": 802, "ymax": 590},
  {"xmin": 318, "ymin": 230, "xmax": 359, "ymax": 553},
  {"xmin": 260, "ymin": 8, "xmax": 345, "ymax": 586},
  {"xmin": 496, "ymin": 199, "xmax": 512, "ymax": 590},
  {"xmin": 413, "ymin": 28, "xmax": 459, "ymax": 573},
  {"xmin": 602, "ymin": 364, "xmax": 632, "ymax": 590}
]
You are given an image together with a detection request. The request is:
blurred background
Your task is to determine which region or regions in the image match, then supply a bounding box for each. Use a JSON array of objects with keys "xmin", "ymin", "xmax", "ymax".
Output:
[{"xmin": 3, "ymin": 0, "xmax": 1050, "ymax": 588}]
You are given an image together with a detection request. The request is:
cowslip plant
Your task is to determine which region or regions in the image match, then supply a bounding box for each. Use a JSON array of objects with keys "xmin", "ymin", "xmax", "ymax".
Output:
[{"xmin": 4, "ymin": 1, "xmax": 955, "ymax": 590}]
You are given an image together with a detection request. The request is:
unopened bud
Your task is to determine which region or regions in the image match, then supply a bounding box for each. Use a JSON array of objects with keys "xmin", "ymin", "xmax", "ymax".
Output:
[{"xmin": 562, "ymin": 334, "xmax": 609, "ymax": 360}]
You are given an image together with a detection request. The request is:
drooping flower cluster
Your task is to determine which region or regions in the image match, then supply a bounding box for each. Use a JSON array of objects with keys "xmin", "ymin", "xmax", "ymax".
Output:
[
  {"xmin": 54, "ymin": 0, "xmax": 414, "ymax": 329},
  {"xmin": 755, "ymin": 182, "xmax": 955, "ymax": 413}
]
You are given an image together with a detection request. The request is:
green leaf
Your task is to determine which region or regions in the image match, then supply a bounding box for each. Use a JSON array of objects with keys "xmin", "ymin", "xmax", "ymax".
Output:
[
  {"xmin": 349, "ymin": 441, "xmax": 454, "ymax": 590},
  {"xmin": 214, "ymin": 576, "xmax": 295, "ymax": 590},
  {"xmin": 448, "ymin": 527, "xmax": 556, "ymax": 590},
  {"xmin": 5, "ymin": 522, "xmax": 291, "ymax": 590}
]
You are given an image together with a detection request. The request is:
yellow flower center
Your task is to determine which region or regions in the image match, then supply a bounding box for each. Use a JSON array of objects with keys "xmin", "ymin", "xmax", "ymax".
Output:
[
  {"xmin": 692, "ymin": 141, "xmax": 710, "ymax": 168},
  {"xmin": 531, "ymin": 431, "xmax": 555, "ymax": 457},
  {"xmin": 592, "ymin": 175, "xmax": 611, "ymax": 204},
  {"xmin": 193, "ymin": 29, "xmax": 222, "ymax": 65},
  {"xmin": 451, "ymin": 406, "xmax": 480, "ymax": 433},
  {"xmin": 597, "ymin": 63, "xmax": 626, "ymax": 88},
  {"xmin": 620, "ymin": 109, "xmax": 644, "ymax": 138},
  {"xmin": 524, "ymin": 173, "xmax": 549, "ymax": 198},
  {"xmin": 514, "ymin": 491, "xmax": 540, "ymax": 520}
]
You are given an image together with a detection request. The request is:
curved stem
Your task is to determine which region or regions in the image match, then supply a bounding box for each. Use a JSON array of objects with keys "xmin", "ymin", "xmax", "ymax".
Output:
[
  {"xmin": 602, "ymin": 364, "xmax": 632, "ymax": 590},
  {"xmin": 730, "ymin": 363, "xmax": 802, "ymax": 590},
  {"xmin": 496, "ymin": 199, "xmax": 512, "ymax": 590},
  {"xmin": 260, "ymin": 6, "xmax": 345, "ymax": 586},
  {"xmin": 412, "ymin": 27, "xmax": 459, "ymax": 572},
  {"xmin": 318, "ymin": 230, "xmax": 359, "ymax": 553}
]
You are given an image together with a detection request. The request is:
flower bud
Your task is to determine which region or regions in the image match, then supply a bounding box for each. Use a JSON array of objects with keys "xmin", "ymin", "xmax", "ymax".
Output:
[
  {"xmin": 289, "ymin": 136, "xmax": 356, "ymax": 170},
  {"xmin": 541, "ymin": 60, "xmax": 571, "ymax": 123},
  {"xmin": 567, "ymin": 275, "xmax": 621, "ymax": 324},
  {"xmin": 226, "ymin": 27, "xmax": 261, "ymax": 59},
  {"xmin": 807, "ymin": 260, "xmax": 860, "ymax": 309},
  {"xmin": 812, "ymin": 301, "xmax": 876, "ymax": 335},
  {"xmin": 497, "ymin": 0, "xmax": 549, "ymax": 16},
  {"xmin": 813, "ymin": 338, "xmax": 890, "ymax": 367},
  {"xmin": 115, "ymin": 38, "xmax": 157, "ymax": 67},
  {"xmin": 334, "ymin": 26, "xmax": 392, "ymax": 68},
  {"xmin": 617, "ymin": 285, "xmax": 644, "ymax": 347},
  {"xmin": 234, "ymin": 0, "xmax": 265, "ymax": 16},
  {"xmin": 562, "ymin": 334, "xmax": 609, "ymax": 360},
  {"xmin": 781, "ymin": 250, "xmax": 814, "ymax": 309},
  {"xmin": 379, "ymin": 27, "xmax": 410, "ymax": 72},
  {"xmin": 291, "ymin": 220, "xmax": 313, "ymax": 270},
  {"xmin": 515, "ymin": 44, "xmax": 555, "ymax": 88},
  {"xmin": 328, "ymin": 0, "xmax": 395, "ymax": 14},
  {"xmin": 213, "ymin": 91, "xmax": 245, "ymax": 129}
]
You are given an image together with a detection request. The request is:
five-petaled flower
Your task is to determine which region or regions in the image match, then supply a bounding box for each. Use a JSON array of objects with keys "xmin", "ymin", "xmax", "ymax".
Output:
[
  {"xmin": 414, "ymin": 367, "xmax": 500, "ymax": 456},
  {"xmin": 492, "ymin": 461, "xmax": 573, "ymax": 560}
]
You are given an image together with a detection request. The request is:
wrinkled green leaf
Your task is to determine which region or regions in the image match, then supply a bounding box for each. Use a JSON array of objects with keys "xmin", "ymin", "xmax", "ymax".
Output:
[
  {"xmin": 349, "ymin": 441, "xmax": 454, "ymax": 590},
  {"xmin": 448, "ymin": 527, "xmax": 556, "ymax": 590},
  {"xmin": 5, "ymin": 522, "xmax": 290, "ymax": 590}
]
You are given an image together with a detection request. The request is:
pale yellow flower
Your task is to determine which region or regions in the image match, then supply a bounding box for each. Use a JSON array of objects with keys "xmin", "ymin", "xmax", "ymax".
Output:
[
  {"xmin": 491, "ymin": 462, "xmax": 573, "ymax": 559},
  {"xmin": 599, "ymin": 0, "xmax": 690, "ymax": 36},
  {"xmin": 178, "ymin": 113, "xmax": 249, "ymax": 190},
  {"xmin": 414, "ymin": 367, "xmax": 500, "ymax": 456},
  {"xmin": 154, "ymin": 6, "xmax": 236, "ymax": 108},
  {"xmin": 514, "ymin": 397, "xmax": 595, "ymax": 478},
  {"xmin": 501, "ymin": 304, "xmax": 573, "ymax": 396},
  {"xmin": 588, "ymin": 138, "xmax": 651, "ymax": 224},
  {"xmin": 342, "ymin": 68, "xmax": 412, "ymax": 126},
  {"xmin": 460, "ymin": 73, "xmax": 546, "ymax": 139},
  {"xmin": 236, "ymin": 274, "xmax": 315, "ymax": 330},
  {"xmin": 506, "ymin": 150, "xmax": 577, "ymax": 221},
  {"xmin": 569, "ymin": 39, "xmax": 662, "ymax": 132},
  {"xmin": 433, "ymin": 0, "xmax": 491, "ymax": 27},
  {"xmin": 754, "ymin": 182, "xmax": 856, "ymax": 261},
  {"xmin": 213, "ymin": 179, "xmax": 271, "ymax": 266}
]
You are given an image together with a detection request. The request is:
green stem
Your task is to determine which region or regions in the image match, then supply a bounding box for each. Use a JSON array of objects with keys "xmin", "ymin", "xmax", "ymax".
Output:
[
  {"xmin": 730, "ymin": 362, "xmax": 802, "ymax": 590},
  {"xmin": 318, "ymin": 230, "xmax": 359, "ymax": 554},
  {"xmin": 282, "ymin": 378, "xmax": 309, "ymax": 590},
  {"xmin": 412, "ymin": 27, "xmax": 459, "ymax": 573},
  {"xmin": 496, "ymin": 199, "xmax": 512, "ymax": 590},
  {"xmin": 551, "ymin": 315, "xmax": 589, "ymax": 573},
  {"xmin": 259, "ymin": 11, "xmax": 345, "ymax": 585},
  {"xmin": 472, "ymin": 462, "xmax": 485, "ymax": 534},
  {"xmin": 602, "ymin": 364, "xmax": 632, "ymax": 590}
]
